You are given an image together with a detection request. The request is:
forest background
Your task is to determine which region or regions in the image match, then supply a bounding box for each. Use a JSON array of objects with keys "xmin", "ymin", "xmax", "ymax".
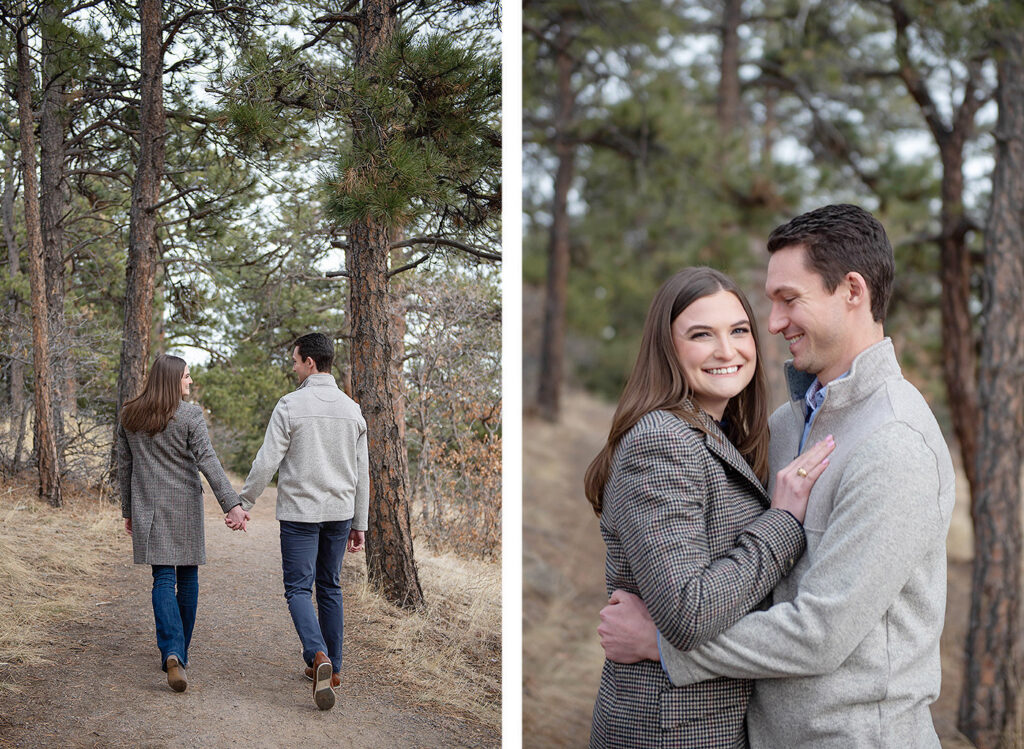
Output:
[
  {"xmin": 0, "ymin": 0, "xmax": 502, "ymax": 740},
  {"xmin": 523, "ymin": 1, "xmax": 1024, "ymax": 748}
]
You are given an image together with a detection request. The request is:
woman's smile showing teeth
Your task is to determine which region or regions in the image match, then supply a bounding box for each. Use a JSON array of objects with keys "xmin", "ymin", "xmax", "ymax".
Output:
[{"xmin": 671, "ymin": 289, "xmax": 758, "ymax": 419}]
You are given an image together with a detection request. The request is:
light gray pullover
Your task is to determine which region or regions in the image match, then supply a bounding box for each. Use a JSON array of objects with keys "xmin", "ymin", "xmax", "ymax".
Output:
[
  {"xmin": 238, "ymin": 373, "xmax": 369, "ymax": 529},
  {"xmin": 660, "ymin": 339, "xmax": 955, "ymax": 748}
]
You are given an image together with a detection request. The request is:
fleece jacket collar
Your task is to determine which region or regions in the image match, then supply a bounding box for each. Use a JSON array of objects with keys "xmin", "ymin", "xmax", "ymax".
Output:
[
  {"xmin": 784, "ymin": 337, "xmax": 901, "ymax": 414},
  {"xmin": 298, "ymin": 373, "xmax": 338, "ymax": 390}
]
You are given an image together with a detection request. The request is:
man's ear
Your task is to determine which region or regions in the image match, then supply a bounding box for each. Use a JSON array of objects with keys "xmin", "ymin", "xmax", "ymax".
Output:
[{"xmin": 845, "ymin": 271, "xmax": 871, "ymax": 311}]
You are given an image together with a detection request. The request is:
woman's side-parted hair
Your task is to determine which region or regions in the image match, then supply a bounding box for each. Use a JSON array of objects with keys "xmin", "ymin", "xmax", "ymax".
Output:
[
  {"xmin": 583, "ymin": 267, "xmax": 770, "ymax": 515},
  {"xmin": 120, "ymin": 354, "xmax": 187, "ymax": 435}
]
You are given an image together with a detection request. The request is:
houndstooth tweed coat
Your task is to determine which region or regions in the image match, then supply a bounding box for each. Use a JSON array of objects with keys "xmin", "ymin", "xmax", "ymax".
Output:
[
  {"xmin": 590, "ymin": 409, "xmax": 806, "ymax": 748},
  {"xmin": 118, "ymin": 401, "xmax": 241, "ymax": 566}
]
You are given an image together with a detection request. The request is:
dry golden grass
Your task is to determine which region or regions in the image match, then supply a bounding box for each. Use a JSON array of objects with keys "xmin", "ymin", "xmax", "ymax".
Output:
[
  {"xmin": 0, "ymin": 472, "xmax": 501, "ymax": 734},
  {"xmin": 0, "ymin": 475, "xmax": 124, "ymax": 692},
  {"xmin": 347, "ymin": 544, "xmax": 501, "ymax": 728}
]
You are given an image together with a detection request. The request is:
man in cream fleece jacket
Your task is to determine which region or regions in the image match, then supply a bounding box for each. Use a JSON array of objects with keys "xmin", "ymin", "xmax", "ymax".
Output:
[
  {"xmin": 598, "ymin": 204, "xmax": 955, "ymax": 747},
  {"xmin": 232, "ymin": 332, "xmax": 369, "ymax": 711}
]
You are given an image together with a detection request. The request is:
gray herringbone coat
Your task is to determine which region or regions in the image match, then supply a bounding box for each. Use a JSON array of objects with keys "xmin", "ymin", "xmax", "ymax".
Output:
[
  {"xmin": 118, "ymin": 401, "xmax": 241, "ymax": 566},
  {"xmin": 590, "ymin": 409, "xmax": 806, "ymax": 748}
]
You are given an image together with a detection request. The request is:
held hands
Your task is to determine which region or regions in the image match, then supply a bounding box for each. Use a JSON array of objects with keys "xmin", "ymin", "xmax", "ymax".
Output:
[
  {"xmin": 347, "ymin": 529, "xmax": 365, "ymax": 553},
  {"xmin": 225, "ymin": 504, "xmax": 251, "ymax": 532},
  {"xmin": 598, "ymin": 590, "xmax": 661, "ymax": 664},
  {"xmin": 770, "ymin": 435, "xmax": 836, "ymax": 523}
]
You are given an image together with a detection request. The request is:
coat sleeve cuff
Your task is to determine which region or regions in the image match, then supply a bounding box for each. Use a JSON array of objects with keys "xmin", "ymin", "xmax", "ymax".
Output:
[{"xmin": 744, "ymin": 507, "xmax": 807, "ymax": 573}]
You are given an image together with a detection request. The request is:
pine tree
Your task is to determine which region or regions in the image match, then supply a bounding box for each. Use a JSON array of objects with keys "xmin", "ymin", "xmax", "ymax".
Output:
[
  {"xmin": 219, "ymin": 0, "xmax": 500, "ymax": 608},
  {"xmin": 959, "ymin": 9, "xmax": 1024, "ymax": 746},
  {"xmin": 5, "ymin": 6, "xmax": 62, "ymax": 505}
]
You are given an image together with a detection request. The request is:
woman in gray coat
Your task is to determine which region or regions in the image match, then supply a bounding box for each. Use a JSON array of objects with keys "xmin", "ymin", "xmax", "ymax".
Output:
[
  {"xmin": 584, "ymin": 268, "xmax": 834, "ymax": 747},
  {"xmin": 117, "ymin": 354, "xmax": 248, "ymax": 692}
]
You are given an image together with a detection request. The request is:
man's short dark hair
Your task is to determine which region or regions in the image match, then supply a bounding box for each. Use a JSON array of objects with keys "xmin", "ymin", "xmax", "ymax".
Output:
[
  {"xmin": 294, "ymin": 333, "xmax": 335, "ymax": 373},
  {"xmin": 767, "ymin": 204, "xmax": 894, "ymax": 322}
]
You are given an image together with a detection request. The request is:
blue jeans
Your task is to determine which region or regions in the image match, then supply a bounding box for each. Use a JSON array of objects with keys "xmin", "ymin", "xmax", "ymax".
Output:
[
  {"xmin": 151, "ymin": 565, "xmax": 198, "ymax": 671},
  {"xmin": 279, "ymin": 519, "xmax": 352, "ymax": 673}
]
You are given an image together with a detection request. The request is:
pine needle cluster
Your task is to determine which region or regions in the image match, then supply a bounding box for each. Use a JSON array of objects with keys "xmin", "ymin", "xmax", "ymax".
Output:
[{"xmin": 322, "ymin": 29, "xmax": 500, "ymax": 232}]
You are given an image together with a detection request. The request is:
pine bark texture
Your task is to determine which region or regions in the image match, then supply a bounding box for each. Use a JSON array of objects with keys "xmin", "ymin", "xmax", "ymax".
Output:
[
  {"xmin": 937, "ymin": 143, "xmax": 978, "ymax": 494},
  {"xmin": 113, "ymin": 0, "xmax": 164, "ymax": 475},
  {"xmin": 957, "ymin": 27, "xmax": 1024, "ymax": 749},
  {"xmin": 39, "ymin": 0, "xmax": 69, "ymax": 468},
  {"xmin": 15, "ymin": 14, "xmax": 62, "ymax": 506},
  {"xmin": 349, "ymin": 0, "xmax": 423, "ymax": 609},
  {"xmin": 389, "ymin": 244, "xmax": 407, "ymax": 447},
  {"xmin": 536, "ymin": 19, "xmax": 575, "ymax": 420},
  {"xmin": 2, "ymin": 152, "xmax": 25, "ymax": 423}
]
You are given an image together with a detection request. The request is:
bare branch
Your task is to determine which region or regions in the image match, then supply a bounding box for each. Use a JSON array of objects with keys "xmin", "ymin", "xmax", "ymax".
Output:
[
  {"xmin": 295, "ymin": 20, "xmax": 342, "ymax": 54},
  {"xmin": 68, "ymin": 0, "xmax": 105, "ymax": 13},
  {"xmin": 887, "ymin": 0, "xmax": 951, "ymax": 144},
  {"xmin": 162, "ymin": 6, "xmax": 247, "ymax": 53},
  {"xmin": 148, "ymin": 185, "xmax": 201, "ymax": 212},
  {"xmin": 388, "ymin": 253, "xmax": 430, "ymax": 278},
  {"xmin": 391, "ymin": 236, "xmax": 502, "ymax": 261},
  {"xmin": 332, "ymin": 236, "xmax": 501, "ymax": 263},
  {"xmin": 313, "ymin": 12, "xmax": 360, "ymax": 24},
  {"xmin": 156, "ymin": 205, "xmax": 217, "ymax": 228}
]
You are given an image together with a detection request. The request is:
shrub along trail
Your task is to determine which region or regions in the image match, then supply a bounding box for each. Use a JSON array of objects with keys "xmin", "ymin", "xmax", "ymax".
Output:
[{"xmin": 0, "ymin": 486, "xmax": 497, "ymax": 748}]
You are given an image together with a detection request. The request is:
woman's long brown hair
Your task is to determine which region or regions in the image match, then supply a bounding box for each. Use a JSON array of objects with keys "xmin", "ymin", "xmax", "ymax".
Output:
[
  {"xmin": 120, "ymin": 354, "xmax": 187, "ymax": 435},
  {"xmin": 583, "ymin": 267, "xmax": 770, "ymax": 514}
]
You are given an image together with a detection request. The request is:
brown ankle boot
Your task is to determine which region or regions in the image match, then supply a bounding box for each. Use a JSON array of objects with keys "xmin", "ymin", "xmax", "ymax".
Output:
[
  {"xmin": 304, "ymin": 665, "xmax": 341, "ymax": 688},
  {"xmin": 166, "ymin": 656, "xmax": 187, "ymax": 692},
  {"xmin": 312, "ymin": 651, "xmax": 335, "ymax": 710}
]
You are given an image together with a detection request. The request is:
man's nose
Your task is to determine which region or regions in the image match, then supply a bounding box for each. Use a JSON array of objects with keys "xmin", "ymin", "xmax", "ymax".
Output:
[{"xmin": 768, "ymin": 303, "xmax": 786, "ymax": 335}]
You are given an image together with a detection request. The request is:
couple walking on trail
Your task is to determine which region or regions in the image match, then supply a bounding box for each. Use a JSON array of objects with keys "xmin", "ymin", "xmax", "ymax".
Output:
[{"xmin": 117, "ymin": 332, "xmax": 368, "ymax": 711}]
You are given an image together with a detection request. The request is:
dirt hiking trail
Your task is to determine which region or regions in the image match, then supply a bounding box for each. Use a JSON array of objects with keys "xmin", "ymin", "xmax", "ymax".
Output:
[{"xmin": 0, "ymin": 485, "xmax": 496, "ymax": 748}]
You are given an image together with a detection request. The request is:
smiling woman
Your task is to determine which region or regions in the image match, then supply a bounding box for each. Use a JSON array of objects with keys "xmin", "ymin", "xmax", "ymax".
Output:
[
  {"xmin": 582, "ymin": 266, "xmax": 835, "ymax": 748},
  {"xmin": 670, "ymin": 290, "xmax": 757, "ymax": 422}
]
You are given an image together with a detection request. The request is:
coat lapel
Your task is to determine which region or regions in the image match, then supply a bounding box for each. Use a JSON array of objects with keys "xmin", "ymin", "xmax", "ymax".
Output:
[{"xmin": 702, "ymin": 420, "xmax": 770, "ymax": 506}]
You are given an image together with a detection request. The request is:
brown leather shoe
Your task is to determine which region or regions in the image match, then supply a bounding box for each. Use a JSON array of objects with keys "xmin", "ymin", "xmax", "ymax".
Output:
[
  {"xmin": 166, "ymin": 655, "xmax": 187, "ymax": 692},
  {"xmin": 312, "ymin": 651, "xmax": 335, "ymax": 710},
  {"xmin": 304, "ymin": 665, "xmax": 341, "ymax": 688}
]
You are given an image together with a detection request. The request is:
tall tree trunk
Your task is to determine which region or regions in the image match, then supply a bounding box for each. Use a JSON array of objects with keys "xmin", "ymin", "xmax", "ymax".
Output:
[
  {"xmin": 389, "ymin": 239, "xmax": 407, "ymax": 447},
  {"xmin": 2, "ymin": 150, "xmax": 25, "ymax": 423},
  {"xmin": 349, "ymin": 0, "xmax": 423, "ymax": 609},
  {"xmin": 15, "ymin": 13, "xmax": 61, "ymax": 506},
  {"xmin": 892, "ymin": 4, "xmax": 981, "ymax": 499},
  {"xmin": 39, "ymin": 0, "xmax": 69, "ymax": 471},
  {"xmin": 536, "ymin": 19, "xmax": 575, "ymax": 420},
  {"xmin": 2, "ymin": 147, "xmax": 27, "ymax": 475},
  {"xmin": 958, "ymin": 25, "xmax": 1024, "ymax": 749},
  {"xmin": 936, "ymin": 141, "xmax": 979, "ymax": 495},
  {"xmin": 717, "ymin": 0, "xmax": 742, "ymax": 133},
  {"xmin": 111, "ymin": 0, "xmax": 164, "ymax": 480}
]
